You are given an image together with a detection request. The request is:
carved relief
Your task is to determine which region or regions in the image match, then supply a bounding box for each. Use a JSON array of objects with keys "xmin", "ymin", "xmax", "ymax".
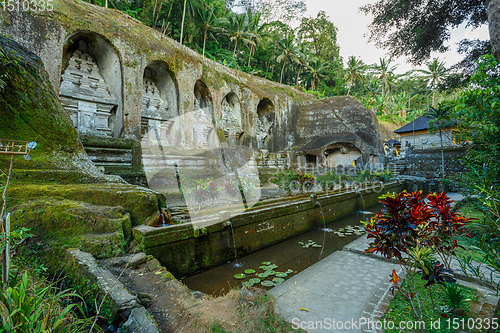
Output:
[
  {"xmin": 221, "ymin": 96, "xmax": 243, "ymax": 146},
  {"xmin": 141, "ymin": 71, "xmax": 170, "ymax": 141},
  {"xmin": 59, "ymin": 47, "xmax": 117, "ymax": 136}
]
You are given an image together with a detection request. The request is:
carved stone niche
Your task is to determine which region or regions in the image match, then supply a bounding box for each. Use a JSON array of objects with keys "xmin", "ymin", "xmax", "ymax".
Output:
[
  {"xmin": 221, "ymin": 93, "xmax": 243, "ymax": 146},
  {"xmin": 141, "ymin": 69, "xmax": 170, "ymax": 140},
  {"xmin": 59, "ymin": 44, "xmax": 117, "ymax": 136}
]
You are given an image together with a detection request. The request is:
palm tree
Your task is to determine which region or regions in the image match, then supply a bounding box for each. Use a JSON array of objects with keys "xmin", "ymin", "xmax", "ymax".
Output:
[
  {"xmin": 427, "ymin": 103, "xmax": 454, "ymax": 179},
  {"xmin": 304, "ymin": 59, "xmax": 328, "ymax": 91},
  {"xmin": 179, "ymin": 0, "xmax": 205, "ymax": 45},
  {"xmin": 373, "ymin": 58, "xmax": 398, "ymax": 95},
  {"xmin": 417, "ymin": 58, "xmax": 448, "ymax": 106},
  {"xmin": 246, "ymin": 10, "xmax": 269, "ymax": 67},
  {"xmin": 197, "ymin": 7, "xmax": 227, "ymax": 57},
  {"xmin": 294, "ymin": 43, "xmax": 313, "ymax": 87},
  {"xmin": 345, "ymin": 56, "xmax": 367, "ymax": 95},
  {"xmin": 226, "ymin": 13, "xmax": 255, "ymax": 59},
  {"xmin": 276, "ymin": 33, "xmax": 299, "ymax": 84}
]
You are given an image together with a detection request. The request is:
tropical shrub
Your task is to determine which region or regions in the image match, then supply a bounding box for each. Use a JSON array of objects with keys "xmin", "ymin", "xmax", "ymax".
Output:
[
  {"xmin": 364, "ymin": 191, "xmax": 471, "ymax": 320},
  {"xmin": 271, "ymin": 170, "xmax": 316, "ymax": 195},
  {"xmin": 0, "ymin": 272, "xmax": 92, "ymax": 332}
]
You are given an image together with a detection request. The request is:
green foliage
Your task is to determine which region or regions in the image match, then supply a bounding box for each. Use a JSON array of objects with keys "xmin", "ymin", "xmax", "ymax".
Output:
[
  {"xmin": 0, "ymin": 271, "xmax": 93, "ymax": 332},
  {"xmin": 441, "ymin": 282, "xmax": 468, "ymax": 310},
  {"xmin": 271, "ymin": 170, "xmax": 315, "ymax": 195},
  {"xmin": 384, "ymin": 274, "xmax": 476, "ymax": 333},
  {"xmin": 360, "ymin": 0, "xmax": 487, "ymax": 64},
  {"xmin": 0, "ymin": 227, "xmax": 31, "ymax": 253}
]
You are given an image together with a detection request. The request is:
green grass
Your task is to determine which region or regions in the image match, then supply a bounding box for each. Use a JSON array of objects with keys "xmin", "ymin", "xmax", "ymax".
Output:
[
  {"xmin": 454, "ymin": 203, "xmax": 490, "ymax": 264},
  {"xmin": 384, "ymin": 276, "xmax": 477, "ymax": 333}
]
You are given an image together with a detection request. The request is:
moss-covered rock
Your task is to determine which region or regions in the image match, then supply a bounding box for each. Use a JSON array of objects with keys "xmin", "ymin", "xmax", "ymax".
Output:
[
  {"xmin": 6, "ymin": 183, "xmax": 164, "ymax": 226},
  {"xmin": 10, "ymin": 198, "xmax": 130, "ymax": 258}
]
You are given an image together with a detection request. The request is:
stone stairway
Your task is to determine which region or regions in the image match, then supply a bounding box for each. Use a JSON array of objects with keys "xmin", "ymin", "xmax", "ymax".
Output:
[
  {"xmin": 167, "ymin": 205, "xmax": 191, "ymax": 223},
  {"xmin": 387, "ymin": 158, "xmax": 406, "ymax": 176}
]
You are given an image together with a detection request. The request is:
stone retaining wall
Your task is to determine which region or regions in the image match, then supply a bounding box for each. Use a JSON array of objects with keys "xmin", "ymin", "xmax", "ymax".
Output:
[
  {"xmin": 132, "ymin": 181, "xmax": 403, "ymax": 277},
  {"xmin": 400, "ymin": 147, "xmax": 468, "ymax": 179}
]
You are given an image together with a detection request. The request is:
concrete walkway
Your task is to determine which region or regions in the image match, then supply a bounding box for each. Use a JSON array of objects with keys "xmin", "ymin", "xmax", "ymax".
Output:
[
  {"xmin": 270, "ymin": 193, "xmax": 500, "ymax": 333},
  {"xmin": 271, "ymin": 235, "xmax": 401, "ymax": 333}
]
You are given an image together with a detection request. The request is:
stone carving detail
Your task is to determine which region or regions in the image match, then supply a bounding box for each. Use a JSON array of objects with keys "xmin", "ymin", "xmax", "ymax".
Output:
[
  {"xmin": 141, "ymin": 76, "xmax": 170, "ymax": 140},
  {"xmin": 59, "ymin": 49, "xmax": 117, "ymax": 136},
  {"xmin": 221, "ymin": 98, "xmax": 243, "ymax": 145},
  {"xmin": 256, "ymin": 116, "xmax": 273, "ymax": 150},
  {"xmin": 193, "ymin": 108, "xmax": 216, "ymax": 149}
]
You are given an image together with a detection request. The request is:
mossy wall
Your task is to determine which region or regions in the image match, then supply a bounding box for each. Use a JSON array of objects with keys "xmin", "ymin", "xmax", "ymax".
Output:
[
  {"xmin": 0, "ymin": 1, "xmax": 382, "ymax": 157},
  {"xmin": 133, "ymin": 182, "xmax": 403, "ymax": 277},
  {"xmin": 0, "ymin": 1, "xmax": 313, "ymax": 154}
]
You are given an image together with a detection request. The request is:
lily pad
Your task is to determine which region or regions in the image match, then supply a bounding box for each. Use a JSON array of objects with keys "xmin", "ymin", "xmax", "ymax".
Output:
[
  {"xmin": 234, "ymin": 273, "xmax": 246, "ymax": 279},
  {"xmin": 261, "ymin": 261, "xmax": 271, "ymax": 265},
  {"xmin": 285, "ymin": 269, "xmax": 293, "ymax": 274},
  {"xmin": 267, "ymin": 270, "xmax": 276, "ymax": 275},
  {"xmin": 259, "ymin": 265, "xmax": 268, "ymax": 270},
  {"xmin": 312, "ymin": 244, "xmax": 322, "ymax": 248},
  {"xmin": 242, "ymin": 281, "xmax": 254, "ymax": 287},
  {"xmin": 258, "ymin": 272, "xmax": 269, "ymax": 278},
  {"xmin": 267, "ymin": 264, "xmax": 278, "ymax": 270},
  {"xmin": 275, "ymin": 272, "xmax": 288, "ymax": 278},
  {"xmin": 249, "ymin": 278, "xmax": 261, "ymax": 284},
  {"xmin": 272, "ymin": 277, "xmax": 284, "ymax": 285},
  {"xmin": 260, "ymin": 280, "xmax": 275, "ymax": 287},
  {"xmin": 245, "ymin": 269, "xmax": 256, "ymax": 274}
]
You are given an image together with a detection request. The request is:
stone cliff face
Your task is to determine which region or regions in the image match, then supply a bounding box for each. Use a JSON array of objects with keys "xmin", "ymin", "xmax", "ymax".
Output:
[
  {"xmin": 0, "ymin": 0, "xmax": 383, "ymax": 174},
  {"xmin": 0, "ymin": 35, "xmax": 121, "ymax": 183}
]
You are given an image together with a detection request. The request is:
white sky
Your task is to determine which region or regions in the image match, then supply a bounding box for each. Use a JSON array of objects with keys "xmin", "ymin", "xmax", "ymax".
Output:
[{"xmin": 304, "ymin": 0, "xmax": 490, "ymax": 73}]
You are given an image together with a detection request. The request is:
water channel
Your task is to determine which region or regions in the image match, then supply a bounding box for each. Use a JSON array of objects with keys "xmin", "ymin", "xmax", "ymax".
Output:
[{"xmin": 182, "ymin": 203, "xmax": 382, "ymax": 296}]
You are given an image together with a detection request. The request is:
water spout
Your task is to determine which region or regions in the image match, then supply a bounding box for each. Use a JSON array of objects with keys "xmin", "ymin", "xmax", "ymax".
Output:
[
  {"xmin": 316, "ymin": 200, "xmax": 327, "ymax": 258},
  {"xmin": 225, "ymin": 221, "xmax": 242, "ymax": 267},
  {"xmin": 356, "ymin": 188, "xmax": 365, "ymax": 211}
]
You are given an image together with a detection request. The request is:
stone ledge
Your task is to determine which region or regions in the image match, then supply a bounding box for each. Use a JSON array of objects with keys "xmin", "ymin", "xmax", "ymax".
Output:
[
  {"xmin": 122, "ymin": 307, "xmax": 160, "ymax": 333},
  {"xmin": 67, "ymin": 249, "xmax": 140, "ymax": 314},
  {"xmin": 66, "ymin": 249, "xmax": 160, "ymax": 331}
]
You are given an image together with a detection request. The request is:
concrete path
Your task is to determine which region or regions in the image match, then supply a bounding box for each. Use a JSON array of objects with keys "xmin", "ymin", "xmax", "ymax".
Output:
[
  {"xmin": 270, "ymin": 193, "xmax": 500, "ymax": 333},
  {"xmin": 271, "ymin": 235, "xmax": 401, "ymax": 333}
]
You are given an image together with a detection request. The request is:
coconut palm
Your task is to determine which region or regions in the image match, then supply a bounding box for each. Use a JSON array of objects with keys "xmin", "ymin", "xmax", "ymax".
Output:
[
  {"xmin": 304, "ymin": 59, "xmax": 328, "ymax": 91},
  {"xmin": 197, "ymin": 7, "xmax": 227, "ymax": 57},
  {"xmin": 246, "ymin": 10, "xmax": 270, "ymax": 67},
  {"xmin": 427, "ymin": 103, "xmax": 454, "ymax": 178},
  {"xmin": 226, "ymin": 13, "xmax": 255, "ymax": 59},
  {"xmin": 276, "ymin": 33, "xmax": 300, "ymax": 84},
  {"xmin": 417, "ymin": 58, "xmax": 449, "ymax": 106},
  {"xmin": 180, "ymin": 0, "xmax": 206, "ymax": 45},
  {"xmin": 345, "ymin": 56, "xmax": 367, "ymax": 95},
  {"xmin": 372, "ymin": 58, "xmax": 398, "ymax": 95},
  {"xmin": 294, "ymin": 43, "xmax": 313, "ymax": 87}
]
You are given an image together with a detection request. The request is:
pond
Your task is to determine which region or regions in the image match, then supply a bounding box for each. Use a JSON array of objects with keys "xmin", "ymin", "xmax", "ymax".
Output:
[{"xmin": 181, "ymin": 204, "xmax": 382, "ymax": 296}]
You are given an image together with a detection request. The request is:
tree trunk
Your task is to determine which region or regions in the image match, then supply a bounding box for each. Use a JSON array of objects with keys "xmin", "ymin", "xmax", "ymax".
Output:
[
  {"xmin": 233, "ymin": 39, "xmax": 238, "ymax": 58},
  {"xmin": 295, "ymin": 67, "xmax": 301, "ymax": 86},
  {"xmin": 280, "ymin": 60, "xmax": 286, "ymax": 84},
  {"xmin": 180, "ymin": 0, "xmax": 187, "ymax": 44},
  {"xmin": 439, "ymin": 128, "xmax": 445, "ymax": 179},
  {"xmin": 485, "ymin": 0, "xmax": 500, "ymax": 62},
  {"xmin": 203, "ymin": 28, "xmax": 207, "ymax": 57}
]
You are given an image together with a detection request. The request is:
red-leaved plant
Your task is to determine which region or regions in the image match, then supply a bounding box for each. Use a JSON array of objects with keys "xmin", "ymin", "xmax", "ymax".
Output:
[{"xmin": 364, "ymin": 191, "xmax": 472, "ymax": 320}]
